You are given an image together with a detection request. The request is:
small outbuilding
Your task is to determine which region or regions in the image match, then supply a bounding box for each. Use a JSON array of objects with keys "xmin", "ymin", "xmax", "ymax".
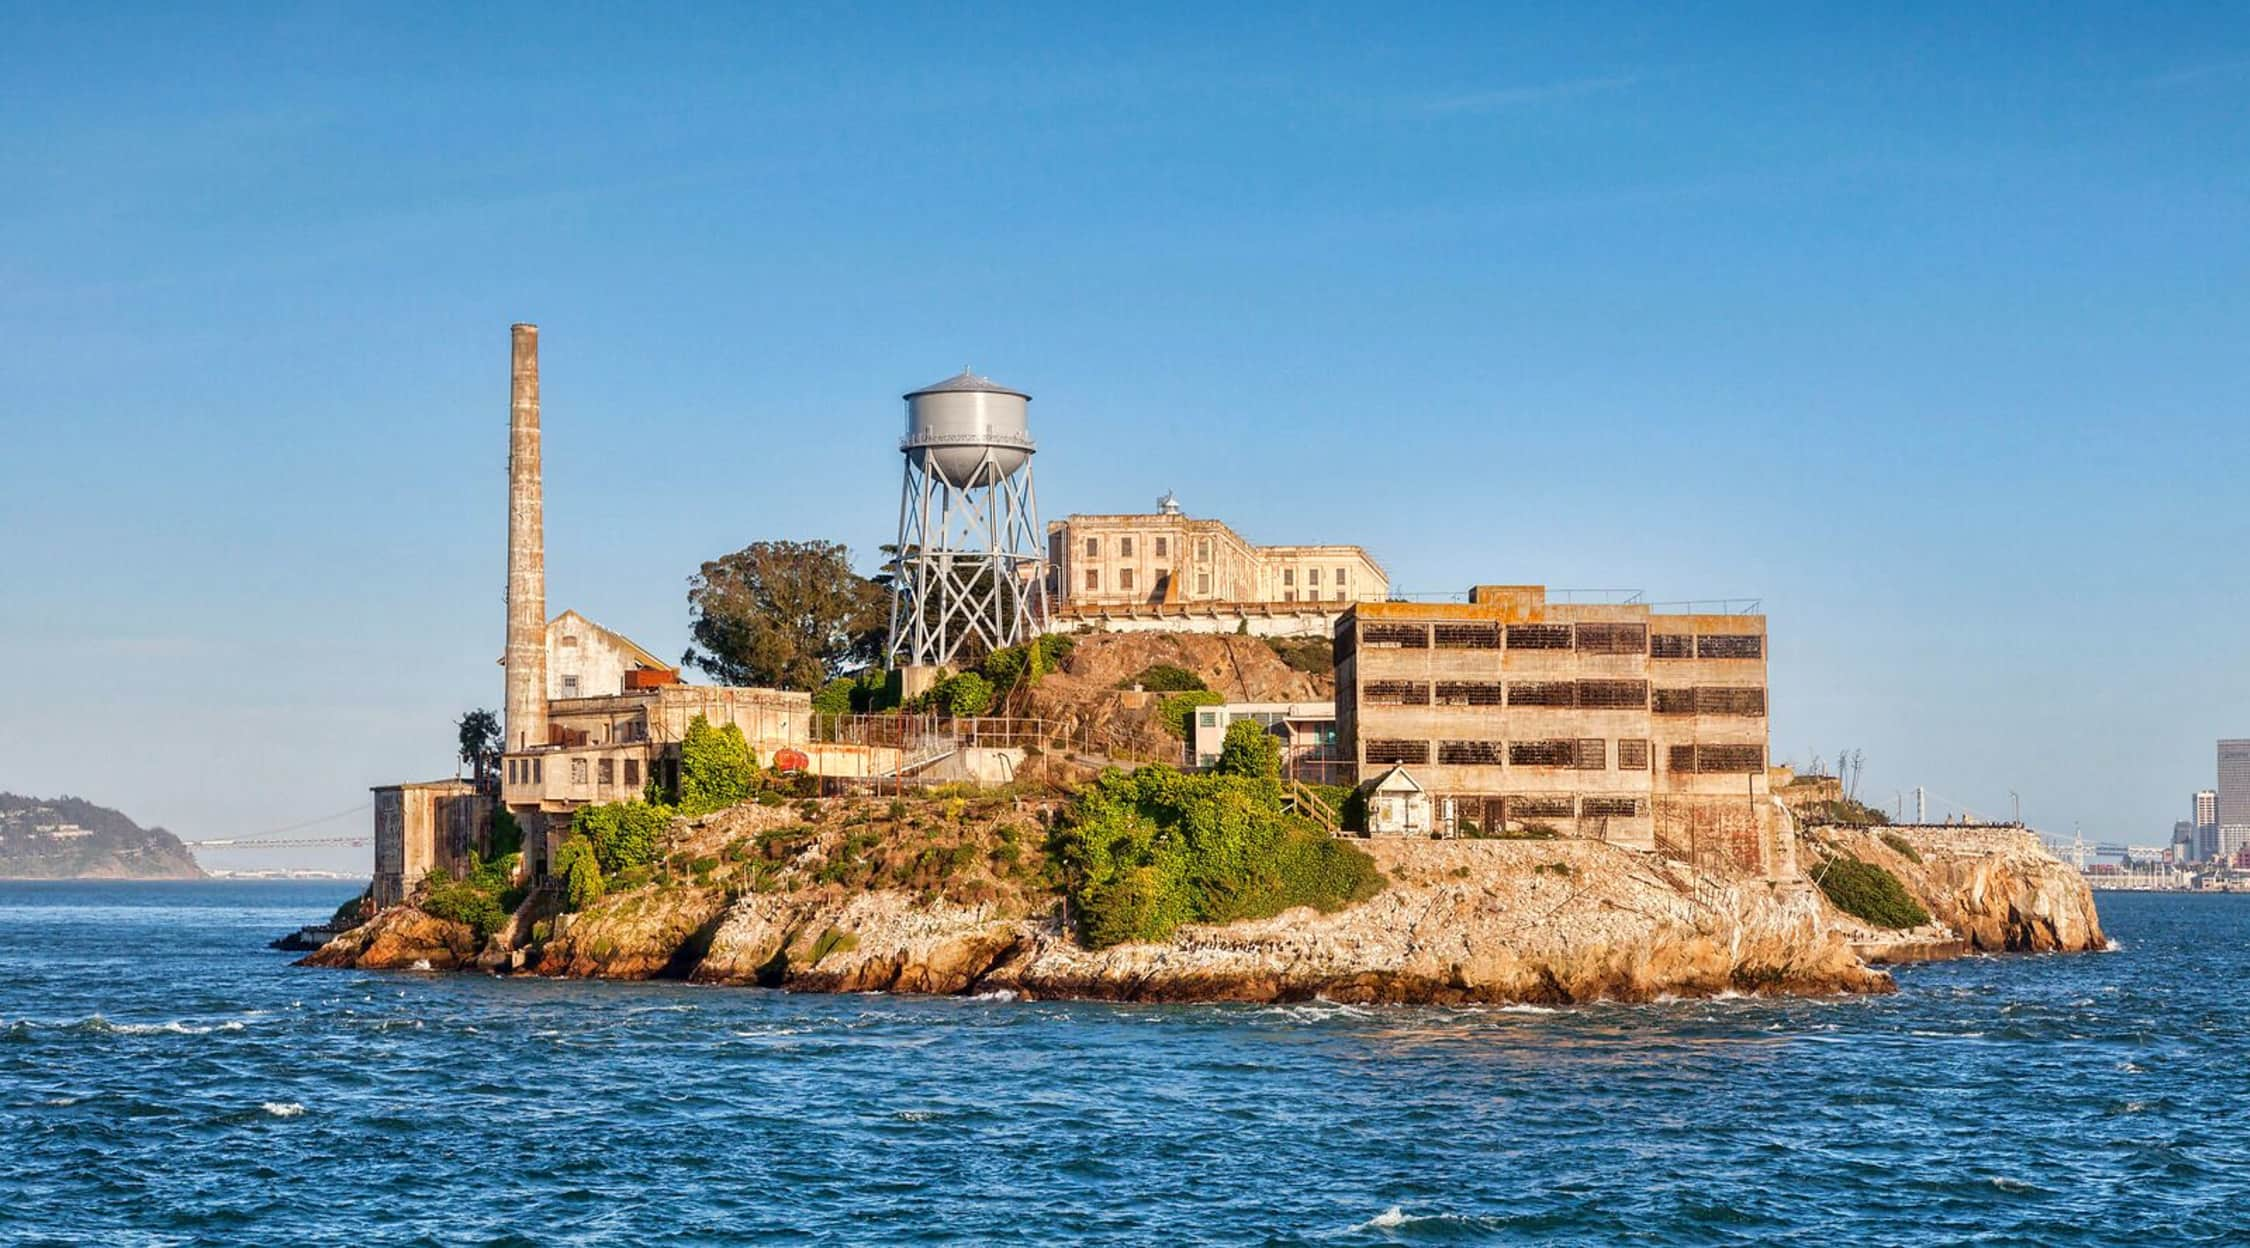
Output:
[{"xmin": 1358, "ymin": 766, "xmax": 1433, "ymax": 837}]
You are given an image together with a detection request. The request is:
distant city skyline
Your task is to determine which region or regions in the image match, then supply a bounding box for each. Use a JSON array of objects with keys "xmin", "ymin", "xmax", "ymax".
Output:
[{"xmin": 3, "ymin": 6, "xmax": 2246, "ymax": 870}]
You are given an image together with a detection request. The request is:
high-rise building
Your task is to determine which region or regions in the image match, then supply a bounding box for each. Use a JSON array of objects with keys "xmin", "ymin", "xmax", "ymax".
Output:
[
  {"xmin": 2218, "ymin": 743, "xmax": 2250, "ymax": 826},
  {"xmin": 2195, "ymin": 788, "xmax": 2220, "ymax": 861},
  {"xmin": 2174, "ymin": 819, "xmax": 2199, "ymax": 863}
]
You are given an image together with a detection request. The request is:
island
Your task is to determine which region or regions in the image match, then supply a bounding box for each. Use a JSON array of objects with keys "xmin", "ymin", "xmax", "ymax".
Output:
[{"xmin": 0, "ymin": 793, "xmax": 204, "ymax": 880}]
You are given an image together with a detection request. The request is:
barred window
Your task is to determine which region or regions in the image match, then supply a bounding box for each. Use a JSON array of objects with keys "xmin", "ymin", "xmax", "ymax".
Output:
[
  {"xmin": 1650, "ymin": 634, "xmax": 1693, "ymax": 659},
  {"xmin": 1509, "ymin": 739, "xmax": 1578, "ymax": 767},
  {"xmin": 1506, "ymin": 623, "xmax": 1573, "ymax": 650},
  {"xmin": 1433, "ymin": 681, "xmax": 1505, "ymax": 706},
  {"xmin": 1652, "ymin": 688, "xmax": 1696, "ymax": 715},
  {"xmin": 598, "ymin": 758, "xmax": 615, "ymax": 785},
  {"xmin": 1575, "ymin": 622, "xmax": 1648, "ymax": 655},
  {"xmin": 1669, "ymin": 744, "xmax": 1766, "ymax": 773},
  {"xmin": 1366, "ymin": 739, "xmax": 1429, "ymax": 765},
  {"xmin": 1120, "ymin": 537, "xmax": 1135, "ymax": 558},
  {"xmin": 1510, "ymin": 681, "xmax": 1577, "ymax": 708},
  {"xmin": 1507, "ymin": 795, "xmax": 1576, "ymax": 819},
  {"xmin": 1577, "ymin": 679, "xmax": 1649, "ymax": 709},
  {"xmin": 1363, "ymin": 680, "xmax": 1430, "ymax": 706},
  {"xmin": 624, "ymin": 758, "xmax": 641, "ymax": 787},
  {"xmin": 1574, "ymin": 739, "xmax": 1606, "ymax": 770},
  {"xmin": 1581, "ymin": 796, "xmax": 1642, "ymax": 818},
  {"xmin": 1698, "ymin": 634, "xmax": 1764, "ymax": 659},
  {"xmin": 570, "ymin": 758, "xmax": 588, "ymax": 784},
  {"xmin": 1432, "ymin": 621, "xmax": 1502, "ymax": 649},
  {"xmin": 1617, "ymin": 739, "xmax": 1650, "ymax": 770},
  {"xmin": 1695, "ymin": 686, "xmax": 1767, "ymax": 716},
  {"xmin": 1361, "ymin": 622, "xmax": 1430, "ymax": 648},
  {"xmin": 1437, "ymin": 740, "xmax": 1506, "ymax": 765}
]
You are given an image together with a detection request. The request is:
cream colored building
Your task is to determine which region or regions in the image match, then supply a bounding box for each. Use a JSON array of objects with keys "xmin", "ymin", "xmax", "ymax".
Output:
[
  {"xmin": 371, "ymin": 779, "xmax": 489, "ymax": 907},
  {"xmin": 1046, "ymin": 494, "xmax": 1386, "ymax": 635}
]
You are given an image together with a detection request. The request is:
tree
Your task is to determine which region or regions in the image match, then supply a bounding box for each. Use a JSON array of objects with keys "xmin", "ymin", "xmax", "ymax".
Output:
[
  {"xmin": 1215, "ymin": 718, "xmax": 1281, "ymax": 783},
  {"xmin": 678, "ymin": 715, "xmax": 759, "ymax": 815},
  {"xmin": 456, "ymin": 709, "xmax": 502, "ymax": 788},
  {"xmin": 682, "ymin": 540, "xmax": 890, "ymax": 691}
]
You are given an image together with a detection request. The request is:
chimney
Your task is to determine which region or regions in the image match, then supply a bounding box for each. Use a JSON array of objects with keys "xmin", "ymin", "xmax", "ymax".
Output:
[{"xmin": 505, "ymin": 323, "xmax": 547, "ymax": 753}]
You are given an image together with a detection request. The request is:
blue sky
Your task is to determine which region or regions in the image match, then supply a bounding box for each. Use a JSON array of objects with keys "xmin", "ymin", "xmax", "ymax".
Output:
[{"xmin": 3, "ymin": 4, "xmax": 2246, "ymax": 870}]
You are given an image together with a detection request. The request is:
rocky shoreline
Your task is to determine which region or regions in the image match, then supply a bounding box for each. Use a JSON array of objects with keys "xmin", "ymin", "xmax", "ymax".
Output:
[{"xmin": 304, "ymin": 808, "xmax": 2104, "ymax": 1006}]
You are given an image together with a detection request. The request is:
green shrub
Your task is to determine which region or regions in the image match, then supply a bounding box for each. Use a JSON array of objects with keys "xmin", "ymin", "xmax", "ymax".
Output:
[
  {"xmin": 420, "ymin": 872, "xmax": 508, "ymax": 944},
  {"xmin": 1816, "ymin": 856, "xmax": 1931, "ymax": 930},
  {"xmin": 923, "ymin": 670, "xmax": 996, "ymax": 717},
  {"xmin": 1051, "ymin": 764, "xmax": 1385, "ymax": 948},
  {"xmin": 807, "ymin": 927, "xmax": 859, "ymax": 963},
  {"xmin": 1214, "ymin": 718, "xmax": 1281, "ymax": 783},
  {"xmin": 1263, "ymin": 636, "xmax": 1334, "ymax": 677},
  {"xmin": 572, "ymin": 801, "xmax": 673, "ymax": 873},
  {"xmin": 1157, "ymin": 690, "xmax": 1225, "ymax": 739},
  {"xmin": 979, "ymin": 636, "xmax": 1070, "ymax": 698},
  {"xmin": 488, "ymin": 807, "xmax": 524, "ymax": 857},
  {"xmin": 1880, "ymin": 832, "xmax": 1924, "ymax": 864},
  {"xmin": 553, "ymin": 838, "xmax": 605, "ymax": 911},
  {"xmin": 679, "ymin": 715, "xmax": 759, "ymax": 814},
  {"xmin": 812, "ymin": 678, "xmax": 855, "ymax": 716},
  {"xmin": 1123, "ymin": 664, "xmax": 1207, "ymax": 692}
]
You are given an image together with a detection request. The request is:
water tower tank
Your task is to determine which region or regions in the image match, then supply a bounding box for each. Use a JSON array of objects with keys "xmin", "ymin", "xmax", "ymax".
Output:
[{"xmin": 902, "ymin": 370, "xmax": 1033, "ymax": 488}]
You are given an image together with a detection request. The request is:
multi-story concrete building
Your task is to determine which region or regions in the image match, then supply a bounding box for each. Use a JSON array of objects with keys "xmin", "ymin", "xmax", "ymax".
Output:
[
  {"xmin": 1334, "ymin": 585, "xmax": 1781, "ymax": 874},
  {"xmin": 370, "ymin": 780, "xmax": 488, "ymax": 908},
  {"xmin": 1045, "ymin": 493, "xmax": 1387, "ymax": 636}
]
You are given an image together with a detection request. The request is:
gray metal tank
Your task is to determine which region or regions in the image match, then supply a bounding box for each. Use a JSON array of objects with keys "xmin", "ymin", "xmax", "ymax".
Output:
[{"xmin": 902, "ymin": 370, "xmax": 1034, "ymax": 488}]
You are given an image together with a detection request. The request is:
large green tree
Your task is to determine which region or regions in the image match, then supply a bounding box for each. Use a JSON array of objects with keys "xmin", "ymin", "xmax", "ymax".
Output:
[
  {"xmin": 456, "ymin": 708, "xmax": 501, "ymax": 788},
  {"xmin": 683, "ymin": 540, "xmax": 889, "ymax": 691}
]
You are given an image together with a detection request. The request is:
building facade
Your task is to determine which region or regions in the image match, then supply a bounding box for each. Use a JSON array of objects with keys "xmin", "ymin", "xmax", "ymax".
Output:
[
  {"xmin": 2194, "ymin": 788, "xmax": 2219, "ymax": 862},
  {"xmin": 1188, "ymin": 700, "xmax": 1341, "ymax": 781},
  {"xmin": 1335, "ymin": 585, "xmax": 1780, "ymax": 873},
  {"xmin": 1045, "ymin": 495, "xmax": 1387, "ymax": 635},
  {"xmin": 371, "ymin": 780, "xmax": 489, "ymax": 908}
]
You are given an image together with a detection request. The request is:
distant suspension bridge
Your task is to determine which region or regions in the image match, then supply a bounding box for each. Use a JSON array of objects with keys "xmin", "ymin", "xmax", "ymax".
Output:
[{"xmin": 178, "ymin": 803, "xmax": 372, "ymax": 852}]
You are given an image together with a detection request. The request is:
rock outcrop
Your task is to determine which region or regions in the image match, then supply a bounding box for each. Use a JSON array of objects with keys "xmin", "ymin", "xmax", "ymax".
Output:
[
  {"xmin": 301, "ymin": 907, "xmax": 479, "ymax": 970},
  {"xmin": 1805, "ymin": 824, "xmax": 2106, "ymax": 959}
]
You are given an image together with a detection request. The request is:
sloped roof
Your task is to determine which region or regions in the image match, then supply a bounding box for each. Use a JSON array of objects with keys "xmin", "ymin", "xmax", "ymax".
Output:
[
  {"xmin": 903, "ymin": 369, "xmax": 1030, "ymax": 401},
  {"xmin": 550, "ymin": 610, "xmax": 672, "ymax": 672},
  {"xmin": 1356, "ymin": 765, "xmax": 1425, "ymax": 795}
]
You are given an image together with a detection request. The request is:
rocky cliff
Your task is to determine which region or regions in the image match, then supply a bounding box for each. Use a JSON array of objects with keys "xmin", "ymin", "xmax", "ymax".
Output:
[
  {"xmin": 1803, "ymin": 823, "xmax": 2107, "ymax": 960},
  {"xmin": 308, "ymin": 798, "xmax": 2102, "ymax": 1004}
]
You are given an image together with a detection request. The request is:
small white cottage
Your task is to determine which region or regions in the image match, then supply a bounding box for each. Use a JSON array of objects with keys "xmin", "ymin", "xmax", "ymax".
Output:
[{"xmin": 1358, "ymin": 766, "xmax": 1433, "ymax": 836}]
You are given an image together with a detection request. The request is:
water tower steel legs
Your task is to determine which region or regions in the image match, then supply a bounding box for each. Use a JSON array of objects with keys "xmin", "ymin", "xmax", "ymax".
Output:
[{"xmin": 889, "ymin": 446, "xmax": 1047, "ymax": 670}]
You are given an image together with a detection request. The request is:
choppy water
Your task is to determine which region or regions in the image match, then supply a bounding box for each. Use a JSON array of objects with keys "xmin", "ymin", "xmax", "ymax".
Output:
[{"xmin": 2, "ymin": 882, "xmax": 2245, "ymax": 1245}]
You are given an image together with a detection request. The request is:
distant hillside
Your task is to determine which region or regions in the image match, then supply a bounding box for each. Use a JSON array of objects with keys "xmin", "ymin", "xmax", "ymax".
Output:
[{"xmin": 0, "ymin": 793, "xmax": 204, "ymax": 879}]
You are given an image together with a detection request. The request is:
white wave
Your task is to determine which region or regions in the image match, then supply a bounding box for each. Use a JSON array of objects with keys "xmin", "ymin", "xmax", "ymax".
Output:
[
  {"xmin": 894, "ymin": 1109, "xmax": 940, "ymax": 1122},
  {"xmin": 970, "ymin": 989, "xmax": 1018, "ymax": 1002},
  {"xmin": 1357, "ymin": 1206, "xmax": 1413, "ymax": 1231},
  {"xmin": 408, "ymin": 959, "xmax": 433, "ymax": 972},
  {"xmin": 1497, "ymin": 1003, "xmax": 1557, "ymax": 1014},
  {"xmin": 261, "ymin": 1102, "xmax": 305, "ymax": 1118}
]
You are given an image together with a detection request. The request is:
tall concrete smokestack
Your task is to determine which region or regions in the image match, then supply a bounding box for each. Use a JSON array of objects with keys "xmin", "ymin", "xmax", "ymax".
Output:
[{"xmin": 505, "ymin": 323, "xmax": 547, "ymax": 753}]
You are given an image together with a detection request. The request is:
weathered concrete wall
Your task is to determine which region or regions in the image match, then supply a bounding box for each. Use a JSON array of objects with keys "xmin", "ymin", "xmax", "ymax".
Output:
[{"xmin": 371, "ymin": 780, "xmax": 486, "ymax": 907}]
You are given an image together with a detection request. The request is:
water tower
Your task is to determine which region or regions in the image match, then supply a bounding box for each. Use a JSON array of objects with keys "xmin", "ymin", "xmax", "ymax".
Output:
[{"xmin": 888, "ymin": 369, "xmax": 1048, "ymax": 679}]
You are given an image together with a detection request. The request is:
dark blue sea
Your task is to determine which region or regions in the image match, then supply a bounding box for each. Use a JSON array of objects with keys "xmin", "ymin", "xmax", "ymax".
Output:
[{"xmin": 1, "ymin": 883, "xmax": 2243, "ymax": 1246}]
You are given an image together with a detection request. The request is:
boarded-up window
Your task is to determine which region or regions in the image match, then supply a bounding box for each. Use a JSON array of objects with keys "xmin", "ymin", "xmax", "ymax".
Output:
[
  {"xmin": 1363, "ymin": 681, "xmax": 1430, "ymax": 706},
  {"xmin": 1581, "ymin": 796, "xmax": 1642, "ymax": 818},
  {"xmin": 1652, "ymin": 688, "xmax": 1696, "ymax": 715},
  {"xmin": 1506, "ymin": 623, "xmax": 1573, "ymax": 650},
  {"xmin": 1507, "ymin": 795, "xmax": 1576, "ymax": 819},
  {"xmin": 1361, "ymin": 622, "xmax": 1430, "ymax": 648},
  {"xmin": 1438, "ymin": 740, "xmax": 1506, "ymax": 765},
  {"xmin": 1650, "ymin": 634, "xmax": 1693, "ymax": 659},
  {"xmin": 570, "ymin": 758, "xmax": 588, "ymax": 784},
  {"xmin": 1575, "ymin": 739, "xmax": 1606, "ymax": 769},
  {"xmin": 1433, "ymin": 681, "xmax": 1505, "ymax": 706},
  {"xmin": 1575, "ymin": 622, "xmax": 1648, "ymax": 655},
  {"xmin": 1617, "ymin": 739, "xmax": 1650, "ymax": 770},
  {"xmin": 1432, "ymin": 622, "xmax": 1502, "ymax": 649},
  {"xmin": 1366, "ymin": 739, "xmax": 1429, "ymax": 765},
  {"xmin": 1509, "ymin": 739, "xmax": 1577, "ymax": 767},
  {"xmin": 624, "ymin": 758, "xmax": 641, "ymax": 787},
  {"xmin": 1577, "ymin": 679, "xmax": 1649, "ymax": 709},
  {"xmin": 1120, "ymin": 537, "xmax": 1135, "ymax": 558},
  {"xmin": 1510, "ymin": 681, "xmax": 1577, "ymax": 708},
  {"xmin": 1698, "ymin": 634, "xmax": 1764, "ymax": 659},
  {"xmin": 598, "ymin": 758, "xmax": 615, "ymax": 785},
  {"xmin": 1120, "ymin": 568, "xmax": 1136, "ymax": 591},
  {"xmin": 1695, "ymin": 687, "xmax": 1767, "ymax": 716}
]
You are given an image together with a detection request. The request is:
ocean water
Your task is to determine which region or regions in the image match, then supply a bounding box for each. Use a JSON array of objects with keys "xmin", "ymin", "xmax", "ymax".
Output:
[{"xmin": 1, "ymin": 883, "xmax": 2245, "ymax": 1246}]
